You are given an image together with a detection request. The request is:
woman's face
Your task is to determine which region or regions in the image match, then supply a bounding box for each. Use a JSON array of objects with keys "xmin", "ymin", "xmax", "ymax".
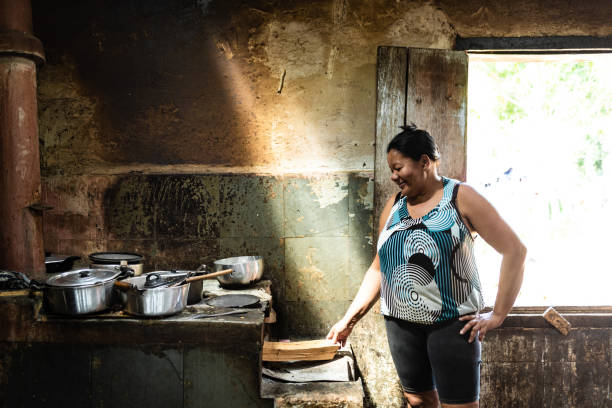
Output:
[{"xmin": 387, "ymin": 149, "xmax": 426, "ymax": 198}]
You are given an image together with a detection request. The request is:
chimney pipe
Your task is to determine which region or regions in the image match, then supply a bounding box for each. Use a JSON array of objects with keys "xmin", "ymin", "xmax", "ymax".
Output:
[{"xmin": 0, "ymin": 0, "xmax": 46, "ymax": 279}]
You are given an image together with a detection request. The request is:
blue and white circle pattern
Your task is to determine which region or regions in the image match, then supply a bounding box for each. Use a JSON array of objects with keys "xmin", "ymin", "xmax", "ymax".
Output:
[{"xmin": 403, "ymin": 229, "xmax": 440, "ymax": 270}]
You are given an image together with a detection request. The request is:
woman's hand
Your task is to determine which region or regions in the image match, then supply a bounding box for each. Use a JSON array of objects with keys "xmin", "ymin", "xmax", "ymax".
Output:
[
  {"xmin": 458, "ymin": 311, "xmax": 505, "ymax": 343},
  {"xmin": 326, "ymin": 318, "xmax": 354, "ymax": 347}
]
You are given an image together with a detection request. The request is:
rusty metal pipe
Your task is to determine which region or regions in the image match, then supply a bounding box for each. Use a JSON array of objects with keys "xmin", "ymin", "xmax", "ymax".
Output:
[
  {"xmin": 0, "ymin": 0, "xmax": 46, "ymax": 279},
  {"xmin": 0, "ymin": 0, "xmax": 32, "ymax": 32}
]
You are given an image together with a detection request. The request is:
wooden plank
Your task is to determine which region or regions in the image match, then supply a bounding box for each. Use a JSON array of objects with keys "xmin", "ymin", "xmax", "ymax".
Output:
[
  {"xmin": 406, "ymin": 48, "xmax": 468, "ymax": 181},
  {"xmin": 374, "ymin": 46, "xmax": 407, "ymax": 224},
  {"xmin": 482, "ymin": 305, "xmax": 612, "ymax": 314},
  {"xmin": 542, "ymin": 306, "xmax": 572, "ymax": 335},
  {"xmin": 455, "ymin": 35, "xmax": 612, "ymax": 52},
  {"xmin": 262, "ymin": 340, "xmax": 340, "ymax": 362}
]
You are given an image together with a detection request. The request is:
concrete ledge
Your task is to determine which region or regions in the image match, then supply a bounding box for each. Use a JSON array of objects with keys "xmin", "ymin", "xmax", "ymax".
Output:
[
  {"xmin": 261, "ymin": 377, "xmax": 364, "ymax": 408},
  {"xmin": 0, "ymin": 291, "xmax": 265, "ymax": 346}
]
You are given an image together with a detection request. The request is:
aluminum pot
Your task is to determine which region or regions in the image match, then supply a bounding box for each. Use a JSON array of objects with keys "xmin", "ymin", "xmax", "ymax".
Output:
[
  {"xmin": 213, "ymin": 256, "xmax": 263, "ymax": 287},
  {"xmin": 116, "ymin": 275, "xmax": 190, "ymax": 317},
  {"xmin": 120, "ymin": 270, "xmax": 203, "ymax": 305},
  {"xmin": 45, "ymin": 268, "xmax": 121, "ymax": 315}
]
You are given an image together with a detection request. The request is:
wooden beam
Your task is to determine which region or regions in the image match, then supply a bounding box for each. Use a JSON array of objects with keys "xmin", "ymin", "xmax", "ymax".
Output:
[
  {"xmin": 455, "ymin": 35, "xmax": 612, "ymax": 52},
  {"xmin": 374, "ymin": 46, "xmax": 407, "ymax": 223}
]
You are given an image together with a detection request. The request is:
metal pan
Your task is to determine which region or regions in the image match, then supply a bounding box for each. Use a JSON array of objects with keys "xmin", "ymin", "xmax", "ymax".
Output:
[
  {"xmin": 204, "ymin": 294, "xmax": 261, "ymax": 308},
  {"xmin": 114, "ymin": 270, "xmax": 233, "ymax": 317},
  {"xmin": 45, "ymin": 254, "xmax": 81, "ymax": 273},
  {"xmin": 213, "ymin": 256, "xmax": 263, "ymax": 287},
  {"xmin": 114, "ymin": 275, "xmax": 190, "ymax": 317}
]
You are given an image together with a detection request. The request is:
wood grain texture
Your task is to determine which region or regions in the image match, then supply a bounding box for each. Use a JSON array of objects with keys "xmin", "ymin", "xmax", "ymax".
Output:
[
  {"xmin": 262, "ymin": 340, "xmax": 340, "ymax": 362},
  {"xmin": 481, "ymin": 327, "xmax": 611, "ymax": 407},
  {"xmin": 406, "ymin": 48, "xmax": 468, "ymax": 181},
  {"xmin": 374, "ymin": 46, "xmax": 407, "ymax": 224},
  {"xmin": 543, "ymin": 306, "xmax": 572, "ymax": 335}
]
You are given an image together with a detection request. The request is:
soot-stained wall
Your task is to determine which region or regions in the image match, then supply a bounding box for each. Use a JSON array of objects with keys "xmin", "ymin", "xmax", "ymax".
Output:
[
  {"xmin": 32, "ymin": 1, "xmax": 612, "ymax": 407},
  {"xmin": 34, "ymin": 0, "xmax": 458, "ymax": 175},
  {"xmin": 34, "ymin": 0, "xmax": 457, "ymax": 341}
]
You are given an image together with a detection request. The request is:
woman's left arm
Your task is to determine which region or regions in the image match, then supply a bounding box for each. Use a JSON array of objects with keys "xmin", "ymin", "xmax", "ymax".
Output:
[{"xmin": 456, "ymin": 184, "xmax": 527, "ymax": 343}]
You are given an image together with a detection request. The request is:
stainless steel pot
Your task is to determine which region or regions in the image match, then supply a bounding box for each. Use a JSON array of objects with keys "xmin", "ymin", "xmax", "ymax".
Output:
[
  {"xmin": 45, "ymin": 268, "xmax": 121, "ymax": 315},
  {"xmin": 116, "ymin": 275, "xmax": 190, "ymax": 317},
  {"xmin": 135, "ymin": 270, "xmax": 203, "ymax": 305},
  {"xmin": 213, "ymin": 256, "xmax": 263, "ymax": 287}
]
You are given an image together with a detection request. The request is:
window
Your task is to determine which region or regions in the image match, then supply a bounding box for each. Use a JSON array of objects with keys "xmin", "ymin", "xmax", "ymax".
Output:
[{"xmin": 467, "ymin": 54, "xmax": 612, "ymax": 306}]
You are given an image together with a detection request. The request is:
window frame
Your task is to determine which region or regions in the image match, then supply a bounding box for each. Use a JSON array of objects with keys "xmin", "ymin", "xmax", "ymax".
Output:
[{"xmin": 456, "ymin": 36, "xmax": 612, "ymax": 324}]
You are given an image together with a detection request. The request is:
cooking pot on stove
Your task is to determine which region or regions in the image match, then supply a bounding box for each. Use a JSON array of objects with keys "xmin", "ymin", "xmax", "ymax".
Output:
[
  {"xmin": 44, "ymin": 268, "xmax": 121, "ymax": 315},
  {"xmin": 114, "ymin": 269, "xmax": 232, "ymax": 317},
  {"xmin": 119, "ymin": 270, "xmax": 205, "ymax": 305},
  {"xmin": 89, "ymin": 252, "xmax": 144, "ymax": 276},
  {"xmin": 213, "ymin": 255, "xmax": 263, "ymax": 287},
  {"xmin": 115, "ymin": 274, "xmax": 191, "ymax": 317}
]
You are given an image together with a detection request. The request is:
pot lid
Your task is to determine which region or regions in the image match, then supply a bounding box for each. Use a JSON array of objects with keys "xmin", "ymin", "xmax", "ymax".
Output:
[
  {"xmin": 89, "ymin": 252, "xmax": 143, "ymax": 264},
  {"xmin": 46, "ymin": 268, "xmax": 120, "ymax": 287}
]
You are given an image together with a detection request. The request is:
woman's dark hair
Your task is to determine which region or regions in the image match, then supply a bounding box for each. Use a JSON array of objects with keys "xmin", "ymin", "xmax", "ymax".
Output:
[{"xmin": 386, "ymin": 122, "xmax": 440, "ymax": 162}]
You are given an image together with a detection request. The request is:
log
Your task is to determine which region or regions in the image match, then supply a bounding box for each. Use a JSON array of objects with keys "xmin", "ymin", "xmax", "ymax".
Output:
[
  {"xmin": 542, "ymin": 306, "xmax": 571, "ymax": 335},
  {"xmin": 262, "ymin": 340, "xmax": 340, "ymax": 362}
]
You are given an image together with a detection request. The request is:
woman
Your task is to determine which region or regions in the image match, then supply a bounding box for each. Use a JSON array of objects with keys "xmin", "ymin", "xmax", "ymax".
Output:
[{"xmin": 327, "ymin": 124, "xmax": 526, "ymax": 408}]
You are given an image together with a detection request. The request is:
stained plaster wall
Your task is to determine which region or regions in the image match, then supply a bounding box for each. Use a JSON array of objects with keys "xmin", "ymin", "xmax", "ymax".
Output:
[
  {"xmin": 31, "ymin": 0, "xmax": 612, "ymax": 407},
  {"xmin": 34, "ymin": 0, "xmax": 457, "ymax": 339}
]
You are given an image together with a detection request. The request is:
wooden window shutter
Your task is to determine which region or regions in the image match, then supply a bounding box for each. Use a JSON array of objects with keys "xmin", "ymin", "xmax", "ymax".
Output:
[{"xmin": 374, "ymin": 47, "xmax": 468, "ymax": 222}]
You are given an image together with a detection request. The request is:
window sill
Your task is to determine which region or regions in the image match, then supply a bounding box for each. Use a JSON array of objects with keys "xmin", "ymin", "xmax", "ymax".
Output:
[{"xmin": 482, "ymin": 306, "xmax": 612, "ymax": 328}]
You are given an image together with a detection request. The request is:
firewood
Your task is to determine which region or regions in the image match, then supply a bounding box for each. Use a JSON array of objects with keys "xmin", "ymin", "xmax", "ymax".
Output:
[
  {"xmin": 542, "ymin": 307, "xmax": 571, "ymax": 335},
  {"xmin": 262, "ymin": 340, "xmax": 340, "ymax": 362}
]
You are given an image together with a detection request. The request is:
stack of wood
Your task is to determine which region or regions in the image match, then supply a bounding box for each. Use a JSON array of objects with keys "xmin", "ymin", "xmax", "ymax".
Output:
[
  {"xmin": 260, "ymin": 340, "xmax": 363, "ymax": 407},
  {"xmin": 262, "ymin": 339, "xmax": 340, "ymax": 362}
]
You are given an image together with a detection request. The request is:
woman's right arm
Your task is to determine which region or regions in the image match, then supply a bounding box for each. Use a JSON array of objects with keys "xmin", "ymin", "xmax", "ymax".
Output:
[{"xmin": 326, "ymin": 194, "xmax": 396, "ymax": 345}]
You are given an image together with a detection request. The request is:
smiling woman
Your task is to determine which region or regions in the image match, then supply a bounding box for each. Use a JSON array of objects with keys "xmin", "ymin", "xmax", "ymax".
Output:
[
  {"xmin": 386, "ymin": 123, "xmax": 441, "ymax": 203},
  {"xmin": 327, "ymin": 123, "xmax": 526, "ymax": 408}
]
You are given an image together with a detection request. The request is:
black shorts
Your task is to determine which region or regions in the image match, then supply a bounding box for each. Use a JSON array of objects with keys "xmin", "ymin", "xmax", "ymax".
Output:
[{"xmin": 384, "ymin": 315, "xmax": 481, "ymax": 404}]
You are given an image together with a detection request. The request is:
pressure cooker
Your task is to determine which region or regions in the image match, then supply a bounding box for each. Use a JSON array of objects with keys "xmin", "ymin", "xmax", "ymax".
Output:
[{"xmin": 89, "ymin": 252, "xmax": 144, "ymax": 276}]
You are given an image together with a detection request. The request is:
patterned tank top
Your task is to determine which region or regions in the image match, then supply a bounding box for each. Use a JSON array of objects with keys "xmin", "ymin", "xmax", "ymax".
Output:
[{"xmin": 377, "ymin": 177, "xmax": 483, "ymax": 324}]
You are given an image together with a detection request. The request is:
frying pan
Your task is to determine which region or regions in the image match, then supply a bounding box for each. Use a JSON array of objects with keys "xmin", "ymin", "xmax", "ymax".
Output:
[{"xmin": 204, "ymin": 294, "xmax": 261, "ymax": 308}]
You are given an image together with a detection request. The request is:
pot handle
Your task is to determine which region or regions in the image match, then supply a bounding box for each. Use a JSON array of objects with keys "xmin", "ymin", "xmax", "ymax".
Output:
[
  {"xmin": 169, "ymin": 269, "xmax": 234, "ymax": 287},
  {"xmin": 114, "ymin": 262, "xmax": 135, "ymax": 279},
  {"xmin": 185, "ymin": 268, "xmax": 233, "ymax": 283},
  {"xmin": 114, "ymin": 280, "xmax": 133, "ymax": 291}
]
